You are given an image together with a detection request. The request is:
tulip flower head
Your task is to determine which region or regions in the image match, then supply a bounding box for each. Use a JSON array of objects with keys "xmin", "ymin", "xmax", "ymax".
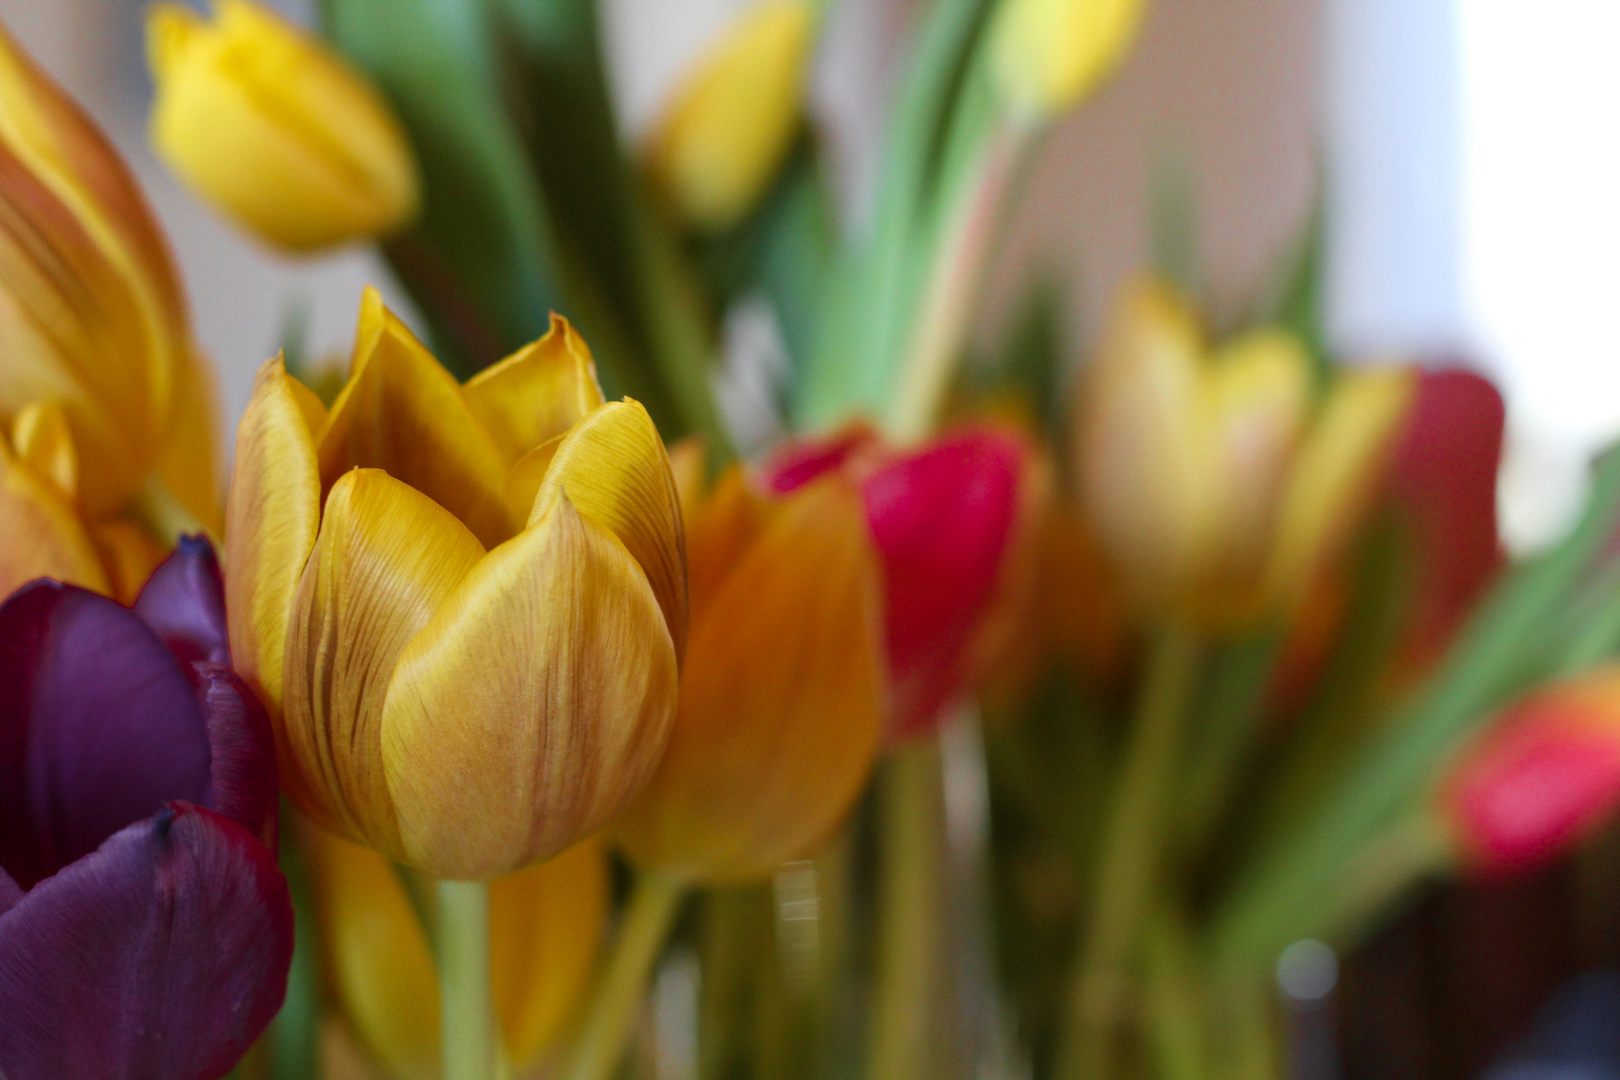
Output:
[
  {"xmin": 147, "ymin": 0, "xmax": 421, "ymax": 252},
  {"xmin": 763, "ymin": 425, "xmax": 1035, "ymax": 741},
  {"xmin": 0, "ymin": 538, "xmax": 292, "ymax": 1078},
  {"xmin": 988, "ymin": 0, "xmax": 1149, "ymax": 121},
  {"xmin": 227, "ymin": 290, "xmax": 685, "ymax": 879},
  {"xmin": 615, "ymin": 448, "xmax": 886, "ymax": 882},
  {"xmin": 1439, "ymin": 668, "xmax": 1620, "ymax": 877}
]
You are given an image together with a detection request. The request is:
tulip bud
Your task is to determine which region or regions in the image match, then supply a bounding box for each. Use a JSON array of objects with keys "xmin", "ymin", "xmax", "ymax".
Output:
[
  {"xmin": 615, "ymin": 462, "xmax": 885, "ymax": 882},
  {"xmin": 648, "ymin": 0, "xmax": 814, "ymax": 230},
  {"xmin": 988, "ymin": 0, "xmax": 1148, "ymax": 120},
  {"xmin": 305, "ymin": 826, "xmax": 607, "ymax": 1078},
  {"xmin": 227, "ymin": 290, "xmax": 685, "ymax": 878},
  {"xmin": 147, "ymin": 0, "xmax": 421, "ymax": 252},
  {"xmin": 1439, "ymin": 668, "xmax": 1620, "ymax": 876}
]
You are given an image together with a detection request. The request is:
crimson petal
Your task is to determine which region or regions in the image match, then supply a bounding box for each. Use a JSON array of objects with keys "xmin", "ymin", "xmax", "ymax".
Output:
[
  {"xmin": 0, "ymin": 802, "xmax": 292, "ymax": 1080},
  {"xmin": 193, "ymin": 662, "xmax": 279, "ymax": 849},
  {"xmin": 0, "ymin": 581, "xmax": 211, "ymax": 889},
  {"xmin": 134, "ymin": 534, "xmax": 230, "ymax": 666}
]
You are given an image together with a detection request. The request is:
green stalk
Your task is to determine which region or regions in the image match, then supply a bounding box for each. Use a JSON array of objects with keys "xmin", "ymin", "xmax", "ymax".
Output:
[
  {"xmin": 564, "ymin": 869, "xmax": 687, "ymax": 1080},
  {"xmin": 866, "ymin": 738, "xmax": 947, "ymax": 1080},
  {"xmin": 1055, "ymin": 624, "xmax": 1204, "ymax": 1080},
  {"xmin": 1143, "ymin": 909, "xmax": 1207, "ymax": 1080},
  {"xmin": 438, "ymin": 880, "xmax": 493, "ymax": 1080}
]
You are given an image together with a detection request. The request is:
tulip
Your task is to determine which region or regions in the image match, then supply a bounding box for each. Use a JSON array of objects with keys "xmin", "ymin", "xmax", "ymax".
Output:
[
  {"xmin": 0, "ymin": 23, "xmax": 216, "ymax": 521},
  {"xmin": 304, "ymin": 827, "xmax": 607, "ymax": 1079},
  {"xmin": 987, "ymin": 0, "xmax": 1149, "ymax": 120},
  {"xmin": 147, "ymin": 0, "xmax": 421, "ymax": 252},
  {"xmin": 615, "ymin": 447, "xmax": 885, "ymax": 881},
  {"xmin": 227, "ymin": 290, "xmax": 684, "ymax": 879},
  {"xmin": 1075, "ymin": 278, "xmax": 1415, "ymax": 629},
  {"xmin": 1439, "ymin": 667, "xmax": 1620, "ymax": 876},
  {"xmin": 763, "ymin": 424, "xmax": 1035, "ymax": 740},
  {"xmin": 648, "ymin": 0, "xmax": 815, "ymax": 231},
  {"xmin": 0, "ymin": 538, "xmax": 292, "ymax": 1078}
]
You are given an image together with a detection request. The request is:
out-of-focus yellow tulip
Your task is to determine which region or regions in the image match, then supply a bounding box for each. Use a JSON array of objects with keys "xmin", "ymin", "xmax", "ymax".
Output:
[
  {"xmin": 227, "ymin": 290, "xmax": 685, "ymax": 879},
  {"xmin": 614, "ymin": 445, "xmax": 884, "ymax": 882},
  {"xmin": 0, "ymin": 23, "xmax": 218, "ymax": 526},
  {"xmin": 147, "ymin": 0, "xmax": 421, "ymax": 252},
  {"xmin": 305, "ymin": 825, "xmax": 608, "ymax": 1079},
  {"xmin": 1076, "ymin": 278, "xmax": 1415, "ymax": 629},
  {"xmin": 648, "ymin": 0, "xmax": 815, "ymax": 231},
  {"xmin": 988, "ymin": 0, "xmax": 1148, "ymax": 119}
]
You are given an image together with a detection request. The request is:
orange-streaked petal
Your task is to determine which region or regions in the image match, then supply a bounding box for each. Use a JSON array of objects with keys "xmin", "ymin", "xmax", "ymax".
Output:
[
  {"xmin": 462, "ymin": 314, "xmax": 605, "ymax": 465},
  {"xmin": 89, "ymin": 518, "xmax": 167, "ymax": 605},
  {"xmin": 0, "ymin": 434, "xmax": 107, "ymax": 596},
  {"xmin": 530, "ymin": 400, "xmax": 688, "ymax": 656},
  {"xmin": 156, "ymin": 344, "xmax": 224, "ymax": 533},
  {"xmin": 11, "ymin": 400, "xmax": 77, "ymax": 500},
  {"xmin": 615, "ymin": 475, "xmax": 884, "ymax": 883},
  {"xmin": 319, "ymin": 289, "xmax": 509, "ymax": 546},
  {"xmin": 225, "ymin": 355, "xmax": 325, "ymax": 725},
  {"xmin": 284, "ymin": 468, "xmax": 485, "ymax": 856},
  {"xmin": 382, "ymin": 495, "xmax": 678, "ymax": 879}
]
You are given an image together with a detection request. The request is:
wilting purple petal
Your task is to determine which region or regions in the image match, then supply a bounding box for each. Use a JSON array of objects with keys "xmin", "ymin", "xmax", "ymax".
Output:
[
  {"xmin": 134, "ymin": 534, "xmax": 230, "ymax": 666},
  {"xmin": 0, "ymin": 582, "xmax": 211, "ymax": 890},
  {"xmin": 193, "ymin": 662, "xmax": 279, "ymax": 849},
  {"xmin": 0, "ymin": 802, "xmax": 293, "ymax": 1080}
]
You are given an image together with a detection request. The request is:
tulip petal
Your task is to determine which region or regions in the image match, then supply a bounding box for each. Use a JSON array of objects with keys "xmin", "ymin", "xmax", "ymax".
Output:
[
  {"xmin": 530, "ymin": 400, "xmax": 689, "ymax": 656},
  {"xmin": 463, "ymin": 314, "xmax": 605, "ymax": 464},
  {"xmin": 155, "ymin": 345, "xmax": 224, "ymax": 533},
  {"xmin": 502, "ymin": 433, "xmax": 564, "ymax": 528},
  {"xmin": 226, "ymin": 355, "xmax": 325, "ymax": 724},
  {"xmin": 0, "ymin": 803, "xmax": 292, "ymax": 1080},
  {"xmin": 134, "ymin": 533, "xmax": 229, "ymax": 665},
  {"xmin": 761, "ymin": 421, "xmax": 877, "ymax": 495},
  {"xmin": 10, "ymin": 400, "xmax": 77, "ymax": 499},
  {"xmin": 383, "ymin": 494, "xmax": 678, "ymax": 878},
  {"xmin": 0, "ymin": 868, "xmax": 18, "ymax": 914},
  {"xmin": 683, "ymin": 466, "xmax": 775, "ymax": 623},
  {"xmin": 284, "ymin": 468, "xmax": 485, "ymax": 857},
  {"xmin": 616, "ymin": 475, "xmax": 884, "ymax": 882},
  {"xmin": 0, "ymin": 581, "xmax": 210, "ymax": 889},
  {"xmin": 195, "ymin": 662, "xmax": 279, "ymax": 849},
  {"xmin": 0, "ymin": 434, "xmax": 108, "ymax": 598},
  {"xmin": 319, "ymin": 290, "xmax": 509, "ymax": 546},
  {"xmin": 88, "ymin": 519, "xmax": 167, "ymax": 605}
]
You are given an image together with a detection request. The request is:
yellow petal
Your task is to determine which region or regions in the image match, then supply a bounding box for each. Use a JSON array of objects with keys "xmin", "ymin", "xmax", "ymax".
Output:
[
  {"xmin": 648, "ymin": 0, "xmax": 814, "ymax": 230},
  {"xmin": 146, "ymin": 0, "xmax": 420, "ymax": 251},
  {"xmin": 156, "ymin": 344, "xmax": 224, "ymax": 534},
  {"xmin": 463, "ymin": 314, "xmax": 605, "ymax": 465},
  {"xmin": 615, "ymin": 475, "xmax": 884, "ymax": 883},
  {"xmin": 284, "ymin": 468, "xmax": 485, "ymax": 857},
  {"xmin": 0, "ymin": 433, "xmax": 107, "ymax": 597},
  {"xmin": 530, "ymin": 400, "xmax": 689, "ymax": 657},
  {"xmin": 89, "ymin": 518, "xmax": 167, "ymax": 606},
  {"xmin": 382, "ymin": 494, "xmax": 678, "ymax": 879},
  {"xmin": 989, "ymin": 0, "xmax": 1148, "ymax": 118},
  {"xmin": 225, "ymin": 355, "xmax": 326, "ymax": 726},
  {"xmin": 665, "ymin": 437, "xmax": 708, "ymax": 524},
  {"xmin": 1263, "ymin": 364, "xmax": 1417, "ymax": 609},
  {"xmin": 319, "ymin": 290, "xmax": 510, "ymax": 547},
  {"xmin": 501, "ymin": 434, "xmax": 564, "ymax": 528},
  {"xmin": 684, "ymin": 465, "xmax": 775, "ymax": 617},
  {"xmin": 11, "ymin": 400, "xmax": 78, "ymax": 500}
]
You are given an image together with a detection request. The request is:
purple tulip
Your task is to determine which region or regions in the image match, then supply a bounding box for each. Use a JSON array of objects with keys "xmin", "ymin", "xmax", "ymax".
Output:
[{"xmin": 0, "ymin": 537, "xmax": 293, "ymax": 1080}]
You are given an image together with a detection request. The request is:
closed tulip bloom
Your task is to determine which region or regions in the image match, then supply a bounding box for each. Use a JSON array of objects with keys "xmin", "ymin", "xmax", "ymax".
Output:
[
  {"xmin": 648, "ymin": 0, "xmax": 814, "ymax": 230},
  {"xmin": 147, "ymin": 0, "xmax": 421, "ymax": 252},
  {"xmin": 0, "ymin": 538, "xmax": 292, "ymax": 1079},
  {"xmin": 227, "ymin": 290, "xmax": 684, "ymax": 879},
  {"xmin": 615, "ymin": 450, "xmax": 885, "ymax": 881},
  {"xmin": 988, "ymin": 0, "xmax": 1148, "ymax": 120},
  {"xmin": 305, "ymin": 828, "xmax": 607, "ymax": 1079}
]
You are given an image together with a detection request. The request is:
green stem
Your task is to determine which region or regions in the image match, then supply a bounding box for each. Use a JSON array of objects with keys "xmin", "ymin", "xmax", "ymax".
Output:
[
  {"xmin": 564, "ymin": 868, "xmax": 687, "ymax": 1080},
  {"xmin": 866, "ymin": 738, "xmax": 947, "ymax": 1080},
  {"xmin": 1056, "ymin": 624, "xmax": 1204, "ymax": 1080},
  {"xmin": 439, "ymin": 880, "xmax": 493, "ymax": 1080},
  {"xmin": 1143, "ymin": 909, "xmax": 1207, "ymax": 1080}
]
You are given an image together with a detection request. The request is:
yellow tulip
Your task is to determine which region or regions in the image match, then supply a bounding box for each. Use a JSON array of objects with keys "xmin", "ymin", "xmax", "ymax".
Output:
[
  {"xmin": 147, "ymin": 0, "xmax": 421, "ymax": 252},
  {"xmin": 988, "ymin": 0, "xmax": 1148, "ymax": 119},
  {"xmin": 1075, "ymin": 278, "xmax": 1415, "ymax": 629},
  {"xmin": 613, "ymin": 445, "xmax": 884, "ymax": 883},
  {"xmin": 226, "ymin": 290, "xmax": 685, "ymax": 879},
  {"xmin": 648, "ymin": 0, "xmax": 815, "ymax": 231},
  {"xmin": 304, "ymin": 825, "xmax": 608, "ymax": 1079}
]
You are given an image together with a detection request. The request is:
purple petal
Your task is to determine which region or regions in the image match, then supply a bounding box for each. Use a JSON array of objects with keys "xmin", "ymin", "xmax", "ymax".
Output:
[
  {"xmin": 0, "ymin": 803, "xmax": 292, "ymax": 1080},
  {"xmin": 0, "ymin": 582, "xmax": 211, "ymax": 890},
  {"xmin": 0, "ymin": 869, "xmax": 18, "ymax": 916},
  {"xmin": 193, "ymin": 662, "xmax": 279, "ymax": 849},
  {"xmin": 133, "ymin": 535, "xmax": 230, "ymax": 666}
]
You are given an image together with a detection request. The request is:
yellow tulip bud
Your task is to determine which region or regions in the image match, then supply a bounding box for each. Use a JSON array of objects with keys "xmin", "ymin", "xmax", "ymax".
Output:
[
  {"xmin": 147, "ymin": 0, "xmax": 421, "ymax": 252},
  {"xmin": 305, "ymin": 825, "xmax": 607, "ymax": 1078},
  {"xmin": 648, "ymin": 0, "xmax": 814, "ymax": 231},
  {"xmin": 227, "ymin": 290, "xmax": 685, "ymax": 879},
  {"xmin": 614, "ymin": 458, "xmax": 885, "ymax": 883},
  {"xmin": 988, "ymin": 0, "xmax": 1148, "ymax": 119}
]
